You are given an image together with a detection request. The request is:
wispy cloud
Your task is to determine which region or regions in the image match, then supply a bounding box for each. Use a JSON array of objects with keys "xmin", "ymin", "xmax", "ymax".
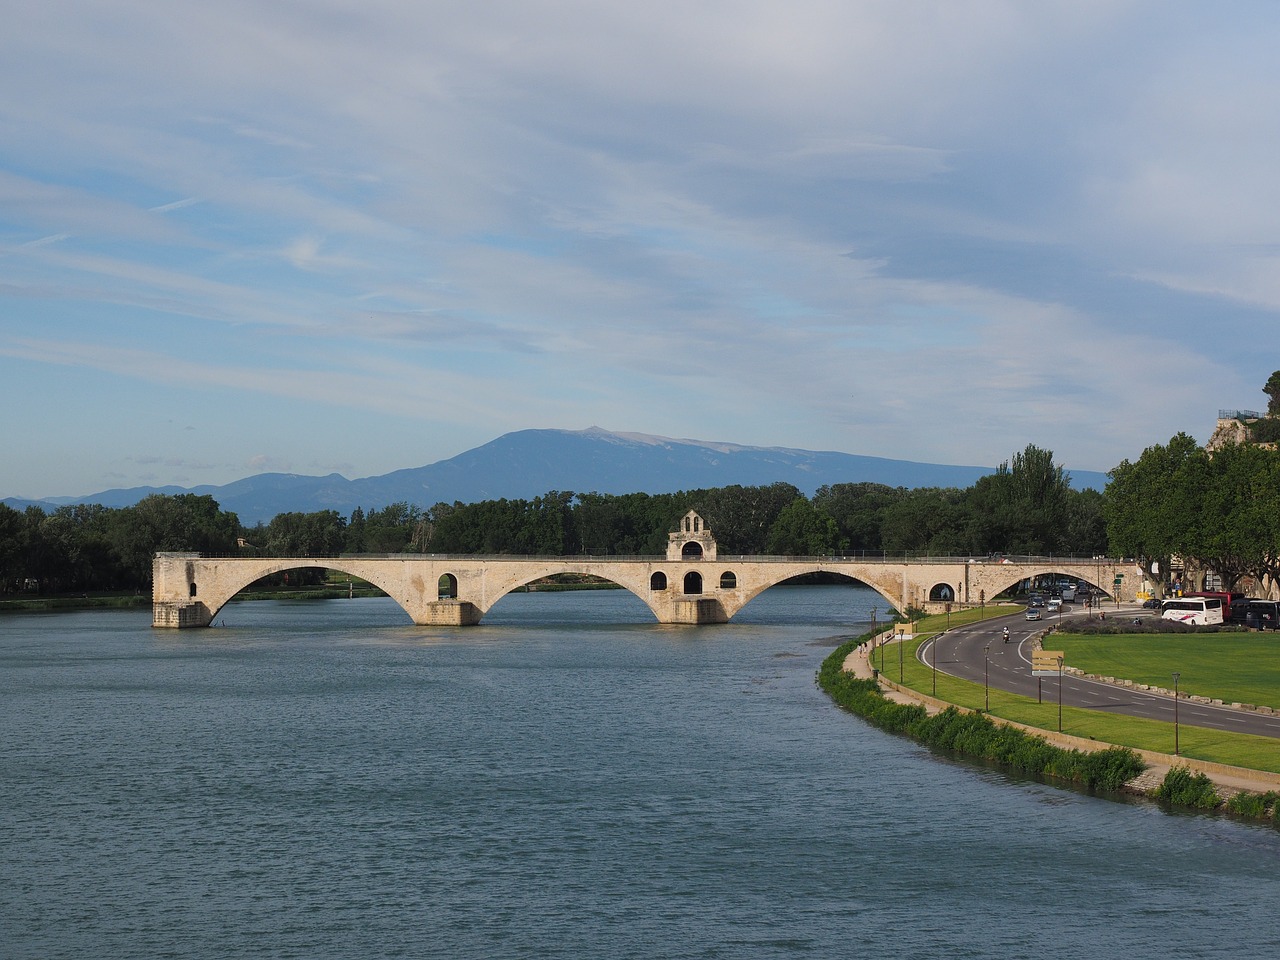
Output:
[{"xmin": 2, "ymin": 1, "xmax": 1278, "ymax": 496}]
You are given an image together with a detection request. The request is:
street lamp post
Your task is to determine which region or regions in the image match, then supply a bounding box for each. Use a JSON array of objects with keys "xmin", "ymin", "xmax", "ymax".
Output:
[
  {"xmin": 1172, "ymin": 671, "xmax": 1181, "ymax": 756},
  {"xmin": 931, "ymin": 635, "xmax": 937, "ymax": 695},
  {"xmin": 872, "ymin": 607, "xmax": 881, "ymax": 675},
  {"xmin": 984, "ymin": 642, "xmax": 991, "ymax": 712},
  {"xmin": 1057, "ymin": 655, "xmax": 1064, "ymax": 733}
]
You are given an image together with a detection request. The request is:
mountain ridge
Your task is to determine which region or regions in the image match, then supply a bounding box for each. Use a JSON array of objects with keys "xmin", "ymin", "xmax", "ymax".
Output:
[{"xmin": 4, "ymin": 427, "xmax": 1109, "ymax": 525}]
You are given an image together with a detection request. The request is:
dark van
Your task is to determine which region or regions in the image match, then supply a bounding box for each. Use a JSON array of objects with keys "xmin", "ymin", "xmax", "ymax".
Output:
[{"xmin": 1245, "ymin": 599, "xmax": 1279, "ymax": 630}]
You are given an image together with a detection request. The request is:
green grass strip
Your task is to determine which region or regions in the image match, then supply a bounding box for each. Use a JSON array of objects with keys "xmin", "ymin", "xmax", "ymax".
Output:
[
  {"xmin": 887, "ymin": 618, "xmax": 1280, "ymax": 774},
  {"xmin": 1053, "ymin": 631, "xmax": 1280, "ymax": 709}
]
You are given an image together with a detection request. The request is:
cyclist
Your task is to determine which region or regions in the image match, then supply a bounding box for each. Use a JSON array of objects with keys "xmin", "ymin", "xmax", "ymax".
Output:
[{"xmin": 1002, "ymin": 626, "xmax": 1010, "ymax": 643}]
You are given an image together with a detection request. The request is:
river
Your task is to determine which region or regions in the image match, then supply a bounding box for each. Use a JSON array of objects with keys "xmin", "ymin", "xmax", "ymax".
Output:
[{"xmin": 3, "ymin": 586, "xmax": 1278, "ymax": 958}]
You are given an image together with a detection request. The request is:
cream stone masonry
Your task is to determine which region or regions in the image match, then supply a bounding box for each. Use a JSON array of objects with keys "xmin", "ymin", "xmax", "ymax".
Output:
[{"xmin": 154, "ymin": 512, "xmax": 1142, "ymax": 628}]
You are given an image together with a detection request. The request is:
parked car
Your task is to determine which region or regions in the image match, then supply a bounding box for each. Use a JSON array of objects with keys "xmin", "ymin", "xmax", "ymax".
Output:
[{"xmin": 1026, "ymin": 608, "xmax": 1043, "ymax": 621}]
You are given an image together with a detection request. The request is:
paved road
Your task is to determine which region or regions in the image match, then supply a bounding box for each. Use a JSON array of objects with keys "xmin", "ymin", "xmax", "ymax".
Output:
[{"xmin": 910, "ymin": 605, "xmax": 1280, "ymax": 741}]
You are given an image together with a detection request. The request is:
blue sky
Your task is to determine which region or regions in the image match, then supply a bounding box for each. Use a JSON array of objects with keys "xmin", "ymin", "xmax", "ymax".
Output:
[{"xmin": 4, "ymin": 1, "xmax": 1279, "ymax": 499}]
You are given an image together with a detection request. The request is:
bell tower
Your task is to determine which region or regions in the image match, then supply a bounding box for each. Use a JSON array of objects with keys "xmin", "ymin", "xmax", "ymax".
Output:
[{"xmin": 667, "ymin": 510, "xmax": 717, "ymax": 561}]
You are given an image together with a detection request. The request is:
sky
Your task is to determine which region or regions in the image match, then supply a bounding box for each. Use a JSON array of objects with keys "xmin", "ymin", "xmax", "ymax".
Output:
[{"xmin": 4, "ymin": 1, "xmax": 1279, "ymax": 500}]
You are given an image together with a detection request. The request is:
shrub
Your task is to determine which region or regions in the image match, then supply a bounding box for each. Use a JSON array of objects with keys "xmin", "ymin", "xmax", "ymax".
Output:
[
  {"xmin": 1247, "ymin": 417, "xmax": 1280, "ymax": 444},
  {"xmin": 1153, "ymin": 767, "xmax": 1221, "ymax": 809},
  {"xmin": 1058, "ymin": 619, "xmax": 1247, "ymax": 637},
  {"xmin": 816, "ymin": 636, "xmax": 1145, "ymax": 793},
  {"xmin": 1225, "ymin": 791, "xmax": 1269, "ymax": 818}
]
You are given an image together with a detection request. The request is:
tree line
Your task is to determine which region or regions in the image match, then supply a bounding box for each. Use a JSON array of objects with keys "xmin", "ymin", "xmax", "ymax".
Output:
[
  {"xmin": 1105, "ymin": 431, "xmax": 1280, "ymax": 594},
  {"xmin": 2, "ymin": 443, "xmax": 1114, "ymax": 596}
]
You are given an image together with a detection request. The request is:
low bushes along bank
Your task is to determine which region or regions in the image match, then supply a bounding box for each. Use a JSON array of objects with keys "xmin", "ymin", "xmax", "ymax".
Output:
[
  {"xmin": 820, "ymin": 632, "xmax": 1280, "ymax": 826},
  {"xmin": 1153, "ymin": 767, "xmax": 1280, "ymax": 823},
  {"xmin": 817, "ymin": 634, "xmax": 1144, "ymax": 793}
]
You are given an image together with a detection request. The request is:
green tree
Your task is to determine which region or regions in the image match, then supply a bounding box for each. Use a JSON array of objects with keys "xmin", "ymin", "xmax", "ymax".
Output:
[
  {"xmin": 1104, "ymin": 433, "xmax": 1202, "ymax": 587},
  {"xmin": 0, "ymin": 502, "xmax": 24, "ymax": 592},
  {"xmin": 345, "ymin": 506, "xmax": 367, "ymax": 552},
  {"xmin": 264, "ymin": 510, "xmax": 346, "ymax": 557},
  {"xmin": 765, "ymin": 498, "xmax": 841, "ymax": 556},
  {"xmin": 361, "ymin": 502, "xmax": 422, "ymax": 553},
  {"xmin": 1191, "ymin": 441, "xmax": 1280, "ymax": 590},
  {"xmin": 811, "ymin": 482, "xmax": 904, "ymax": 554},
  {"xmin": 880, "ymin": 488, "xmax": 969, "ymax": 555},
  {"xmin": 107, "ymin": 494, "xmax": 241, "ymax": 587},
  {"xmin": 1265, "ymin": 369, "xmax": 1280, "ymax": 417},
  {"xmin": 697, "ymin": 483, "xmax": 802, "ymax": 554}
]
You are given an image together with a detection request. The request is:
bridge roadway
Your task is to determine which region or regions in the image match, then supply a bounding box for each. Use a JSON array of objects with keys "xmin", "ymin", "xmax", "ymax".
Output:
[{"xmin": 152, "ymin": 551, "xmax": 1143, "ymax": 628}]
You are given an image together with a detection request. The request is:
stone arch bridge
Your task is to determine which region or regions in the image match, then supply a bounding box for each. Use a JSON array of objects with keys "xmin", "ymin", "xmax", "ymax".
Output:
[{"xmin": 153, "ymin": 550, "xmax": 1143, "ymax": 629}]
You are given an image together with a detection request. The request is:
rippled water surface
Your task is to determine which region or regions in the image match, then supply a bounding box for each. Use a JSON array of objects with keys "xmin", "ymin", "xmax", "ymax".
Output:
[{"xmin": 4, "ymin": 587, "xmax": 1279, "ymax": 958}]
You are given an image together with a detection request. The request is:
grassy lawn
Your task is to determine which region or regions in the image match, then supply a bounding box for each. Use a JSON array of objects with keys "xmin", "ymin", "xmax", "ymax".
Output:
[
  {"xmin": 1053, "ymin": 631, "xmax": 1280, "ymax": 709},
  {"xmin": 879, "ymin": 613, "xmax": 1280, "ymax": 774}
]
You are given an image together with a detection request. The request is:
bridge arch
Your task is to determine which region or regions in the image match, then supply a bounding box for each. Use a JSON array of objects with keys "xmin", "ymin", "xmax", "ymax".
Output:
[
  {"xmin": 448, "ymin": 560, "xmax": 668, "ymax": 623},
  {"xmin": 193, "ymin": 558, "xmax": 434, "ymax": 625},
  {"xmin": 986, "ymin": 566, "xmax": 1113, "ymax": 600},
  {"xmin": 716, "ymin": 564, "xmax": 903, "ymax": 621}
]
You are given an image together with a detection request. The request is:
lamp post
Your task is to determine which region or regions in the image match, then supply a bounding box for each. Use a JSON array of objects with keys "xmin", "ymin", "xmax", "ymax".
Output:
[
  {"xmin": 931, "ymin": 635, "xmax": 938, "ymax": 696},
  {"xmin": 1057, "ymin": 655, "xmax": 1064, "ymax": 733},
  {"xmin": 1172, "ymin": 671, "xmax": 1181, "ymax": 756},
  {"xmin": 984, "ymin": 642, "xmax": 991, "ymax": 712},
  {"xmin": 898, "ymin": 627, "xmax": 904, "ymax": 683},
  {"xmin": 872, "ymin": 607, "xmax": 881, "ymax": 674}
]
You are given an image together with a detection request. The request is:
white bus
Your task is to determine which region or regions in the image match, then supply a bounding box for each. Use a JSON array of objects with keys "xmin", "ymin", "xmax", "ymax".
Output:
[{"xmin": 1161, "ymin": 597, "xmax": 1224, "ymax": 626}]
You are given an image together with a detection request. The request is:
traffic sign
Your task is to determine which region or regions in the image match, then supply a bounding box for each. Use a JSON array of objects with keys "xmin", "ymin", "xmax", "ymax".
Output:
[{"xmin": 1033, "ymin": 651, "xmax": 1065, "ymax": 677}]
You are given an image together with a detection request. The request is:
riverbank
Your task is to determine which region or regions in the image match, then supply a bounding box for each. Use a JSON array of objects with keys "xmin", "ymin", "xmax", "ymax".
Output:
[
  {"xmin": 840, "ymin": 634, "xmax": 1280, "ymax": 801},
  {"xmin": 0, "ymin": 594, "xmax": 151, "ymax": 613}
]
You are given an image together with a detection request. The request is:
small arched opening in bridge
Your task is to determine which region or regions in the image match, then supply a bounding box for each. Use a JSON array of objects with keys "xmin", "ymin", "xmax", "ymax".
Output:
[
  {"xmin": 650, "ymin": 572, "xmax": 667, "ymax": 591},
  {"xmin": 682, "ymin": 542, "xmax": 703, "ymax": 560},
  {"xmin": 929, "ymin": 582, "xmax": 955, "ymax": 602},
  {"xmin": 438, "ymin": 573, "xmax": 457, "ymax": 599},
  {"xmin": 683, "ymin": 572, "xmax": 703, "ymax": 595},
  {"xmin": 189, "ymin": 581, "xmax": 197, "ymax": 598},
  {"xmin": 720, "ymin": 571, "xmax": 737, "ymax": 589}
]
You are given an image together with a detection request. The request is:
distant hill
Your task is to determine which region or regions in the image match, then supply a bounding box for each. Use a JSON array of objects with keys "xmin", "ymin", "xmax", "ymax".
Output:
[{"xmin": 4, "ymin": 427, "xmax": 1109, "ymax": 525}]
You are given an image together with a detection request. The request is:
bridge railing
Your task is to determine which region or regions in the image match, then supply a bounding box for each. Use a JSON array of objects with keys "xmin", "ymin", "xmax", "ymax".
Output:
[{"xmin": 182, "ymin": 551, "xmax": 1128, "ymax": 565}]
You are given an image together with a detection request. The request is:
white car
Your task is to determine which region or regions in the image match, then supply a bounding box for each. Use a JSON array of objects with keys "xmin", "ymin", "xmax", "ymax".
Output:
[{"xmin": 1047, "ymin": 598, "xmax": 1062, "ymax": 611}]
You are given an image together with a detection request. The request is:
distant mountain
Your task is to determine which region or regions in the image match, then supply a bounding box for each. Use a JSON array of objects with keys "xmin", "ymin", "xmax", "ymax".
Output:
[{"xmin": 5, "ymin": 427, "xmax": 1109, "ymax": 525}]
